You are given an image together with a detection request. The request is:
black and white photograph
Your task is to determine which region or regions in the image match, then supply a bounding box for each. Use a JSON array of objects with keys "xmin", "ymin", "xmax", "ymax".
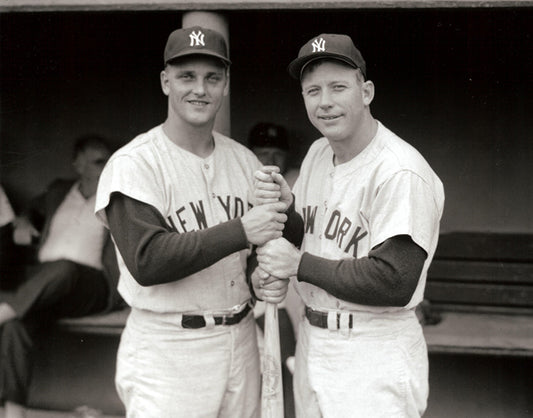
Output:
[{"xmin": 1, "ymin": 1, "xmax": 532, "ymax": 417}]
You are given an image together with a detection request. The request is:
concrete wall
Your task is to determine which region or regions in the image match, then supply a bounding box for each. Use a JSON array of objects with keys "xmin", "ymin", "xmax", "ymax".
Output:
[{"xmin": 1, "ymin": 8, "xmax": 532, "ymax": 234}]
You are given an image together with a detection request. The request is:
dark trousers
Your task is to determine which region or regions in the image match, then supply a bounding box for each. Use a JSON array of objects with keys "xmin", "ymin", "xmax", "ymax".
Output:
[{"xmin": 0, "ymin": 260, "xmax": 108, "ymax": 404}]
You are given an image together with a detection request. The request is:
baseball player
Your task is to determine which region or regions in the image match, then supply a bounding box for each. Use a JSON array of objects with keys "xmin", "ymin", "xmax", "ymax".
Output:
[
  {"xmin": 95, "ymin": 26, "xmax": 289, "ymax": 418},
  {"xmin": 253, "ymin": 33, "xmax": 444, "ymax": 417}
]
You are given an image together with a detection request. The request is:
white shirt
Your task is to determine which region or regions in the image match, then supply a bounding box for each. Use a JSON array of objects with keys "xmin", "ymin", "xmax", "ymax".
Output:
[{"xmin": 39, "ymin": 183, "xmax": 105, "ymax": 270}]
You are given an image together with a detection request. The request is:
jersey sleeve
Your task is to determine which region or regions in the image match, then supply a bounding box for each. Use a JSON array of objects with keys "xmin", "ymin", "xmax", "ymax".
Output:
[
  {"xmin": 95, "ymin": 154, "xmax": 163, "ymax": 227},
  {"xmin": 369, "ymin": 170, "xmax": 441, "ymax": 254}
]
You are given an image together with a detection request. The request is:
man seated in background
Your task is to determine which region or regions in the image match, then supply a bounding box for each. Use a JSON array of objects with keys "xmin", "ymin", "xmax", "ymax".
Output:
[{"xmin": 0, "ymin": 135, "xmax": 122, "ymax": 418}]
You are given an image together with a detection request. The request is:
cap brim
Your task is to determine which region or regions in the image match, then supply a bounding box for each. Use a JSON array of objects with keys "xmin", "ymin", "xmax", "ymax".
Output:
[
  {"xmin": 288, "ymin": 53, "xmax": 358, "ymax": 79},
  {"xmin": 166, "ymin": 49, "xmax": 232, "ymax": 66}
]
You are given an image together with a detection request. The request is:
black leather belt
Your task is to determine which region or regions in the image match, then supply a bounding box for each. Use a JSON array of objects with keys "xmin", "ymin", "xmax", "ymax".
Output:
[
  {"xmin": 181, "ymin": 303, "xmax": 252, "ymax": 329},
  {"xmin": 305, "ymin": 306, "xmax": 353, "ymax": 329}
]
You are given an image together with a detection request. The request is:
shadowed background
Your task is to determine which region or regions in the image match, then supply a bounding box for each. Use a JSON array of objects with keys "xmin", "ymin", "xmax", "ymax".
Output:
[{"xmin": 1, "ymin": 8, "xmax": 532, "ymax": 234}]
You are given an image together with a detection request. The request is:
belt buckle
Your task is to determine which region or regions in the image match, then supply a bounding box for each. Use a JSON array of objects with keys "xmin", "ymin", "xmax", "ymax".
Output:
[
  {"xmin": 221, "ymin": 304, "xmax": 241, "ymax": 325},
  {"xmin": 231, "ymin": 303, "xmax": 246, "ymax": 314}
]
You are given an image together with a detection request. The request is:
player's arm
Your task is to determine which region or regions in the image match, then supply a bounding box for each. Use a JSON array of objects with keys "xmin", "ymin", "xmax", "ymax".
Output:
[
  {"xmin": 257, "ymin": 235, "xmax": 426, "ymax": 307},
  {"xmin": 106, "ymin": 192, "xmax": 286, "ymax": 286},
  {"xmin": 282, "ymin": 197, "xmax": 304, "ymax": 246},
  {"xmin": 258, "ymin": 171, "xmax": 439, "ymax": 307},
  {"xmin": 298, "ymin": 235, "xmax": 427, "ymax": 306},
  {"xmin": 106, "ymin": 192, "xmax": 246, "ymax": 286}
]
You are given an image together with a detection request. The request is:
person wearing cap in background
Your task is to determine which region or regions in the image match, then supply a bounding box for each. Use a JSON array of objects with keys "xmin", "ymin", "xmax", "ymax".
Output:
[
  {"xmin": 252, "ymin": 33, "xmax": 444, "ymax": 417},
  {"xmin": 248, "ymin": 122, "xmax": 300, "ymax": 188},
  {"xmin": 95, "ymin": 26, "xmax": 291, "ymax": 417}
]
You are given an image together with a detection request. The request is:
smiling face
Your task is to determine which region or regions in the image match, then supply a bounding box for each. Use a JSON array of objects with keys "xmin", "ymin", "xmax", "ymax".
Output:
[
  {"xmin": 161, "ymin": 55, "xmax": 229, "ymax": 128},
  {"xmin": 301, "ymin": 59, "xmax": 374, "ymax": 146}
]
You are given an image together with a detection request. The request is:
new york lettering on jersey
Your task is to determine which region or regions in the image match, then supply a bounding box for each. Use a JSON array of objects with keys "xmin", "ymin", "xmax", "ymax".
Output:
[
  {"xmin": 302, "ymin": 204, "xmax": 368, "ymax": 257},
  {"xmin": 166, "ymin": 194, "xmax": 250, "ymax": 233}
]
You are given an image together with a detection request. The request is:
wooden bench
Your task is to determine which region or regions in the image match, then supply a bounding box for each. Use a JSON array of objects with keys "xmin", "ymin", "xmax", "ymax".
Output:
[
  {"xmin": 56, "ymin": 233, "xmax": 533, "ymax": 357},
  {"xmin": 422, "ymin": 232, "xmax": 533, "ymax": 357},
  {"xmin": 57, "ymin": 306, "xmax": 130, "ymax": 336}
]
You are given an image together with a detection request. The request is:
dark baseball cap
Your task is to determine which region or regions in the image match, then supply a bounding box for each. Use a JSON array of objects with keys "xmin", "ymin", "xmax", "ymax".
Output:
[
  {"xmin": 164, "ymin": 26, "xmax": 231, "ymax": 66},
  {"xmin": 288, "ymin": 33, "xmax": 366, "ymax": 79},
  {"xmin": 249, "ymin": 123, "xmax": 289, "ymax": 150}
]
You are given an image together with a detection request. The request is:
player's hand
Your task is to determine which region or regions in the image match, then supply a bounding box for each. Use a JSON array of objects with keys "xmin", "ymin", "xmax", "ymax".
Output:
[
  {"xmin": 252, "ymin": 166, "xmax": 281, "ymax": 205},
  {"xmin": 271, "ymin": 171, "xmax": 293, "ymax": 208},
  {"xmin": 241, "ymin": 202, "xmax": 288, "ymax": 246},
  {"xmin": 252, "ymin": 265, "xmax": 290, "ymax": 304},
  {"xmin": 253, "ymin": 166, "xmax": 293, "ymax": 208},
  {"xmin": 257, "ymin": 237, "xmax": 302, "ymax": 279}
]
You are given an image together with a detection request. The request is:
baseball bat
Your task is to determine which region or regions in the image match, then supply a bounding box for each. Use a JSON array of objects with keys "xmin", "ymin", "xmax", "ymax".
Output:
[{"xmin": 261, "ymin": 301, "xmax": 284, "ymax": 418}]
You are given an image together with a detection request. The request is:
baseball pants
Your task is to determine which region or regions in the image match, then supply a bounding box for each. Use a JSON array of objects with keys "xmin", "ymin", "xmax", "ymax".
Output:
[
  {"xmin": 294, "ymin": 309, "xmax": 428, "ymax": 418},
  {"xmin": 116, "ymin": 307, "xmax": 261, "ymax": 418}
]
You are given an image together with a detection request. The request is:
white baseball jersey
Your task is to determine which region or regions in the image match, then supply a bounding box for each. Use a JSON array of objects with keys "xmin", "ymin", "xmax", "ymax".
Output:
[
  {"xmin": 95, "ymin": 125, "xmax": 262, "ymax": 313},
  {"xmin": 293, "ymin": 121, "xmax": 444, "ymax": 313}
]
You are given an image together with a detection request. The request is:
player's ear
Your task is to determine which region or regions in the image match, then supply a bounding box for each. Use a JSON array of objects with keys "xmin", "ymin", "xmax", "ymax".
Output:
[
  {"xmin": 222, "ymin": 68, "xmax": 230, "ymax": 97},
  {"xmin": 361, "ymin": 80, "xmax": 375, "ymax": 106},
  {"xmin": 160, "ymin": 68, "xmax": 170, "ymax": 96}
]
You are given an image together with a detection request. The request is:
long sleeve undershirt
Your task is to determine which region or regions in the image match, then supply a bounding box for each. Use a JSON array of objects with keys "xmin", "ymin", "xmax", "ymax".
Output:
[
  {"xmin": 106, "ymin": 192, "xmax": 304, "ymax": 287},
  {"xmin": 298, "ymin": 235, "xmax": 427, "ymax": 307},
  {"xmin": 283, "ymin": 197, "xmax": 305, "ymax": 246},
  {"xmin": 283, "ymin": 208, "xmax": 427, "ymax": 307},
  {"xmin": 106, "ymin": 192, "xmax": 249, "ymax": 286},
  {"xmin": 107, "ymin": 192, "xmax": 425, "ymax": 306}
]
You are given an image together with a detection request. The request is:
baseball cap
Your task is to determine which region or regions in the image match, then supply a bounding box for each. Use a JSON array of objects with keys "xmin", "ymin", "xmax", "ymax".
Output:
[
  {"xmin": 249, "ymin": 123, "xmax": 289, "ymax": 150},
  {"xmin": 288, "ymin": 33, "xmax": 366, "ymax": 79},
  {"xmin": 164, "ymin": 26, "xmax": 231, "ymax": 66}
]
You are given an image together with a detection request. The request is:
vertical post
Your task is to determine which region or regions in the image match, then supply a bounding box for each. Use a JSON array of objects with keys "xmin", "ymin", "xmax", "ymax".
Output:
[{"xmin": 182, "ymin": 12, "xmax": 231, "ymax": 137}]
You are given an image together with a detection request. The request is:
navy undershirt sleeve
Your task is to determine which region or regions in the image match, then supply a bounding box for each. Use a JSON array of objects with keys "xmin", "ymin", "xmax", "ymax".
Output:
[
  {"xmin": 106, "ymin": 192, "xmax": 249, "ymax": 286},
  {"xmin": 282, "ymin": 196, "xmax": 304, "ymax": 247},
  {"xmin": 297, "ymin": 235, "xmax": 427, "ymax": 307}
]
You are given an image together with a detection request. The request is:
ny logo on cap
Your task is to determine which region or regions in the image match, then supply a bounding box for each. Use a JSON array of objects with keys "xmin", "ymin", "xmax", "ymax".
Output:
[
  {"xmin": 312, "ymin": 37, "xmax": 326, "ymax": 53},
  {"xmin": 267, "ymin": 127, "xmax": 277, "ymax": 137},
  {"xmin": 189, "ymin": 30, "xmax": 205, "ymax": 47}
]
